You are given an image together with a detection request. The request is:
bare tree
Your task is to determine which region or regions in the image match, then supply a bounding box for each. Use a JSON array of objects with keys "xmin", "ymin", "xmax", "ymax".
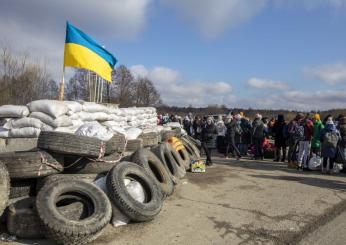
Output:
[
  {"xmin": 133, "ymin": 77, "xmax": 162, "ymax": 106},
  {"xmin": 65, "ymin": 69, "xmax": 89, "ymax": 101},
  {"xmin": 0, "ymin": 46, "xmax": 58, "ymax": 105},
  {"xmin": 111, "ymin": 65, "xmax": 134, "ymax": 106}
]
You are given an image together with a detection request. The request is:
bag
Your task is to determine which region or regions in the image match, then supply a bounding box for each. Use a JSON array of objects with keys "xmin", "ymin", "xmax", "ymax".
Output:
[
  {"xmin": 308, "ymin": 154, "xmax": 322, "ymax": 170},
  {"xmin": 75, "ymin": 122, "xmax": 114, "ymax": 141},
  {"xmin": 336, "ymin": 145, "xmax": 346, "ymax": 164},
  {"xmin": 0, "ymin": 105, "xmax": 29, "ymax": 118},
  {"xmin": 27, "ymin": 100, "xmax": 69, "ymax": 118},
  {"xmin": 324, "ymin": 131, "xmax": 339, "ymax": 148},
  {"xmin": 4, "ymin": 117, "xmax": 43, "ymax": 129}
]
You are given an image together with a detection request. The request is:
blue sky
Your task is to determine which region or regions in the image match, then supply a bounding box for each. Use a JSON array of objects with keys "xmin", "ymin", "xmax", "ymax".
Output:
[{"xmin": 1, "ymin": 0, "xmax": 346, "ymax": 110}]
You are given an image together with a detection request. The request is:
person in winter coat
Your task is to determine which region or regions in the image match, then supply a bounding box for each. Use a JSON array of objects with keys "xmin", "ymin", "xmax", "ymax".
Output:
[
  {"xmin": 183, "ymin": 115, "xmax": 193, "ymax": 136},
  {"xmin": 239, "ymin": 116, "xmax": 252, "ymax": 155},
  {"xmin": 272, "ymin": 115, "xmax": 287, "ymax": 162},
  {"xmin": 320, "ymin": 118, "xmax": 340, "ymax": 174},
  {"xmin": 287, "ymin": 113, "xmax": 304, "ymax": 168},
  {"xmin": 224, "ymin": 116, "xmax": 242, "ymax": 160},
  {"xmin": 193, "ymin": 116, "xmax": 203, "ymax": 141},
  {"xmin": 311, "ymin": 113, "xmax": 324, "ymax": 156},
  {"xmin": 297, "ymin": 116, "xmax": 313, "ymax": 170},
  {"xmin": 216, "ymin": 115, "xmax": 227, "ymax": 153},
  {"xmin": 252, "ymin": 114, "xmax": 265, "ymax": 160},
  {"xmin": 201, "ymin": 116, "xmax": 218, "ymax": 166}
]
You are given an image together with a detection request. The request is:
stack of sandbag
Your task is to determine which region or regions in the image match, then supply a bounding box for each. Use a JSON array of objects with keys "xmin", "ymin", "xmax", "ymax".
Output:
[{"xmin": 121, "ymin": 107, "xmax": 157, "ymax": 128}]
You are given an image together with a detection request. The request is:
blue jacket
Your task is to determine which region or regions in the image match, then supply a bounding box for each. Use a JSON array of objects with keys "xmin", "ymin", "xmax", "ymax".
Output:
[{"xmin": 320, "ymin": 124, "xmax": 340, "ymax": 158}]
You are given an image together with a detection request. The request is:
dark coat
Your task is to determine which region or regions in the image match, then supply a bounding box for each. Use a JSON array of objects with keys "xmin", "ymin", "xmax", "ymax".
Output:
[
  {"xmin": 252, "ymin": 119, "xmax": 264, "ymax": 139},
  {"xmin": 273, "ymin": 118, "xmax": 286, "ymax": 148},
  {"xmin": 225, "ymin": 121, "xmax": 236, "ymax": 143},
  {"xmin": 320, "ymin": 123, "xmax": 340, "ymax": 158},
  {"xmin": 338, "ymin": 117, "xmax": 346, "ymax": 148},
  {"xmin": 240, "ymin": 118, "xmax": 252, "ymax": 144},
  {"xmin": 201, "ymin": 123, "xmax": 217, "ymax": 143}
]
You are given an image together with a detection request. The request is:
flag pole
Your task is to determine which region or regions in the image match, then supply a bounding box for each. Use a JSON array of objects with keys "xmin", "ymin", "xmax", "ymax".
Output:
[
  {"xmin": 100, "ymin": 79, "xmax": 104, "ymax": 103},
  {"xmin": 59, "ymin": 66, "xmax": 65, "ymax": 101}
]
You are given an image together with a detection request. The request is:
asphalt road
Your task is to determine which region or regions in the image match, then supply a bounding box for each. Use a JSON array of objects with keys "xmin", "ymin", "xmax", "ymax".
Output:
[{"xmin": 3, "ymin": 155, "xmax": 346, "ymax": 245}]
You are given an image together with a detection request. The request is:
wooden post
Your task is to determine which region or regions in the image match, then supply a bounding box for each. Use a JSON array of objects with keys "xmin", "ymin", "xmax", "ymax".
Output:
[{"xmin": 58, "ymin": 67, "xmax": 65, "ymax": 101}]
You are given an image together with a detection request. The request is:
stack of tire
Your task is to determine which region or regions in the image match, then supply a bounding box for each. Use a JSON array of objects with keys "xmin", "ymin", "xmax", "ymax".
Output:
[{"xmin": 0, "ymin": 131, "xmax": 201, "ymax": 245}]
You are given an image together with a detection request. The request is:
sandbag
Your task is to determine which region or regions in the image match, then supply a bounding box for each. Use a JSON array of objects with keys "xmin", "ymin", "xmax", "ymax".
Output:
[
  {"xmin": 0, "ymin": 127, "xmax": 9, "ymax": 138},
  {"xmin": 9, "ymin": 127, "xmax": 41, "ymax": 138},
  {"xmin": 90, "ymin": 112, "xmax": 111, "ymax": 121},
  {"xmin": 64, "ymin": 101, "xmax": 83, "ymax": 113},
  {"xmin": 30, "ymin": 112, "xmax": 72, "ymax": 128},
  {"xmin": 0, "ymin": 105, "xmax": 29, "ymax": 118},
  {"xmin": 126, "ymin": 128, "xmax": 142, "ymax": 140},
  {"xmin": 82, "ymin": 102, "xmax": 109, "ymax": 113},
  {"xmin": 75, "ymin": 122, "xmax": 114, "ymax": 141},
  {"xmin": 27, "ymin": 100, "xmax": 68, "ymax": 118},
  {"xmin": 4, "ymin": 118, "xmax": 43, "ymax": 130}
]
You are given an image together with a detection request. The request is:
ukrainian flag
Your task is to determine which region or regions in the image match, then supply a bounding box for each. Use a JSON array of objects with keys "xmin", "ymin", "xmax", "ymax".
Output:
[{"xmin": 64, "ymin": 22, "xmax": 117, "ymax": 83}]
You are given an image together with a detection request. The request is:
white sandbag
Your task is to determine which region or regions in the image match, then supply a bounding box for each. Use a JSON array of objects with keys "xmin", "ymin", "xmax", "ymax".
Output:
[
  {"xmin": 9, "ymin": 127, "xmax": 41, "ymax": 138},
  {"xmin": 54, "ymin": 126, "xmax": 78, "ymax": 134},
  {"xmin": 0, "ymin": 105, "xmax": 29, "ymax": 118},
  {"xmin": 125, "ymin": 127, "xmax": 142, "ymax": 140},
  {"xmin": 108, "ymin": 125, "xmax": 126, "ymax": 136},
  {"xmin": 74, "ymin": 111, "xmax": 94, "ymax": 121},
  {"xmin": 4, "ymin": 117, "xmax": 43, "ymax": 129},
  {"xmin": 75, "ymin": 122, "xmax": 113, "ymax": 141},
  {"xmin": 166, "ymin": 122, "xmax": 181, "ymax": 128},
  {"xmin": 64, "ymin": 101, "xmax": 83, "ymax": 113},
  {"xmin": 0, "ymin": 127, "xmax": 9, "ymax": 138},
  {"xmin": 27, "ymin": 100, "xmax": 69, "ymax": 118},
  {"xmin": 91, "ymin": 112, "xmax": 111, "ymax": 121},
  {"xmin": 30, "ymin": 112, "xmax": 73, "ymax": 128},
  {"xmin": 41, "ymin": 124, "xmax": 54, "ymax": 132},
  {"xmin": 71, "ymin": 119, "xmax": 84, "ymax": 127},
  {"xmin": 82, "ymin": 102, "xmax": 109, "ymax": 113}
]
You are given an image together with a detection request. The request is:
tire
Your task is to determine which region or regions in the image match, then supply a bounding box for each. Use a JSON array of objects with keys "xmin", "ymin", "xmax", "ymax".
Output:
[
  {"xmin": 151, "ymin": 143, "xmax": 181, "ymax": 184},
  {"xmin": 140, "ymin": 132, "xmax": 159, "ymax": 147},
  {"xmin": 161, "ymin": 130, "xmax": 176, "ymax": 141},
  {"xmin": 181, "ymin": 137, "xmax": 201, "ymax": 160},
  {"xmin": 7, "ymin": 197, "xmax": 90, "ymax": 239},
  {"xmin": 125, "ymin": 139, "xmax": 143, "ymax": 152},
  {"xmin": 106, "ymin": 161, "xmax": 163, "ymax": 222},
  {"xmin": 10, "ymin": 179, "xmax": 36, "ymax": 199},
  {"xmin": 36, "ymin": 180, "xmax": 112, "ymax": 245},
  {"xmin": 106, "ymin": 133, "xmax": 126, "ymax": 154},
  {"xmin": 168, "ymin": 137, "xmax": 191, "ymax": 170},
  {"xmin": 131, "ymin": 148, "xmax": 174, "ymax": 197},
  {"xmin": 185, "ymin": 135, "xmax": 201, "ymax": 148},
  {"xmin": 63, "ymin": 153, "xmax": 122, "ymax": 174},
  {"xmin": 169, "ymin": 145, "xmax": 186, "ymax": 178},
  {"xmin": 38, "ymin": 131, "xmax": 107, "ymax": 158},
  {"xmin": 0, "ymin": 151, "xmax": 63, "ymax": 179},
  {"xmin": 0, "ymin": 162, "xmax": 10, "ymax": 217},
  {"xmin": 36, "ymin": 174, "xmax": 103, "ymax": 192}
]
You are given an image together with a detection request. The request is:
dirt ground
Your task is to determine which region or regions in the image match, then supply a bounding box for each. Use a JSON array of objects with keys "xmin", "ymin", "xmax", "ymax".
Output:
[{"xmin": 4, "ymin": 154, "xmax": 346, "ymax": 245}]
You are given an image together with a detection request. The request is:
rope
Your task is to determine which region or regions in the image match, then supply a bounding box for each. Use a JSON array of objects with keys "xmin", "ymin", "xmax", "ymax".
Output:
[
  {"xmin": 37, "ymin": 151, "xmax": 63, "ymax": 176},
  {"xmin": 63, "ymin": 156, "xmax": 83, "ymax": 169}
]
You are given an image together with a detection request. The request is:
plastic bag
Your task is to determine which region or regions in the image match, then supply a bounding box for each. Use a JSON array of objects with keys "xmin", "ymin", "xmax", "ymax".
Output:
[
  {"xmin": 308, "ymin": 154, "xmax": 322, "ymax": 170},
  {"xmin": 27, "ymin": 100, "xmax": 68, "ymax": 118},
  {"xmin": 75, "ymin": 122, "xmax": 114, "ymax": 141},
  {"xmin": 0, "ymin": 105, "xmax": 29, "ymax": 118},
  {"xmin": 125, "ymin": 128, "xmax": 142, "ymax": 140}
]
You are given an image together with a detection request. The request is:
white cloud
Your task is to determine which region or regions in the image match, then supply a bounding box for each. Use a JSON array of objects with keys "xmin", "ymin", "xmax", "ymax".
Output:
[
  {"xmin": 162, "ymin": 0, "xmax": 268, "ymax": 38},
  {"xmin": 273, "ymin": 0, "xmax": 346, "ymax": 9},
  {"xmin": 304, "ymin": 62, "xmax": 346, "ymax": 85},
  {"xmin": 130, "ymin": 65, "xmax": 234, "ymax": 106},
  {"xmin": 0, "ymin": 0, "xmax": 152, "ymax": 79},
  {"xmin": 247, "ymin": 77, "xmax": 289, "ymax": 90}
]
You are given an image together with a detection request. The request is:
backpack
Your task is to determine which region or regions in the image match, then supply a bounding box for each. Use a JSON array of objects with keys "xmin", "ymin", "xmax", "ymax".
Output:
[
  {"xmin": 324, "ymin": 131, "xmax": 339, "ymax": 148},
  {"xmin": 293, "ymin": 125, "xmax": 304, "ymax": 141}
]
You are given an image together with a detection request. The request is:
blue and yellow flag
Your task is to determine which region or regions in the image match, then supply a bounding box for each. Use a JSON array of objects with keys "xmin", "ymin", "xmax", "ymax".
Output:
[{"xmin": 64, "ymin": 22, "xmax": 117, "ymax": 83}]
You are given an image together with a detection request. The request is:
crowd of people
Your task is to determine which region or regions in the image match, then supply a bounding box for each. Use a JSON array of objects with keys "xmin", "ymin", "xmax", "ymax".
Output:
[{"xmin": 158, "ymin": 112, "xmax": 346, "ymax": 174}]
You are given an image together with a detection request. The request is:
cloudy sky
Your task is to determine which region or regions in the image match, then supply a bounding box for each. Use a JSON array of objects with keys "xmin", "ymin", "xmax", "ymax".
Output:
[{"xmin": 2, "ymin": 0, "xmax": 346, "ymax": 110}]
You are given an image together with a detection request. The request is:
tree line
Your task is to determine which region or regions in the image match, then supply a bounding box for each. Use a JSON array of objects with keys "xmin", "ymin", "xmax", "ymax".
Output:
[{"xmin": 0, "ymin": 46, "xmax": 161, "ymax": 107}]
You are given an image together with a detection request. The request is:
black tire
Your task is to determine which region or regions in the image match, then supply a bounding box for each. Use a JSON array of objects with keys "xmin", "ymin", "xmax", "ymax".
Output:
[
  {"xmin": 0, "ymin": 151, "xmax": 63, "ymax": 179},
  {"xmin": 38, "ymin": 131, "xmax": 107, "ymax": 158},
  {"xmin": 10, "ymin": 179, "xmax": 36, "ymax": 199},
  {"xmin": 176, "ymin": 147, "xmax": 191, "ymax": 170},
  {"xmin": 161, "ymin": 130, "xmax": 176, "ymax": 141},
  {"xmin": 7, "ymin": 197, "xmax": 90, "ymax": 239},
  {"xmin": 106, "ymin": 133, "xmax": 126, "ymax": 154},
  {"xmin": 36, "ymin": 174, "xmax": 103, "ymax": 192},
  {"xmin": 125, "ymin": 139, "xmax": 143, "ymax": 152},
  {"xmin": 36, "ymin": 180, "xmax": 112, "ymax": 245},
  {"xmin": 168, "ymin": 145, "xmax": 186, "ymax": 179},
  {"xmin": 151, "ymin": 143, "xmax": 181, "ymax": 184},
  {"xmin": 140, "ymin": 132, "xmax": 159, "ymax": 147},
  {"xmin": 106, "ymin": 161, "xmax": 163, "ymax": 222},
  {"xmin": 181, "ymin": 137, "xmax": 201, "ymax": 160},
  {"xmin": 131, "ymin": 148, "xmax": 174, "ymax": 197},
  {"xmin": 0, "ymin": 162, "xmax": 10, "ymax": 217},
  {"xmin": 63, "ymin": 153, "xmax": 122, "ymax": 174}
]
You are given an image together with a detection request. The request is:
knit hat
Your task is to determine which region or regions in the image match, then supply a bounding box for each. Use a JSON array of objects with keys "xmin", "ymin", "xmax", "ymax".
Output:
[{"xmin": 314, "ymin": 113, "xmax": 320, "ymax": 121}]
